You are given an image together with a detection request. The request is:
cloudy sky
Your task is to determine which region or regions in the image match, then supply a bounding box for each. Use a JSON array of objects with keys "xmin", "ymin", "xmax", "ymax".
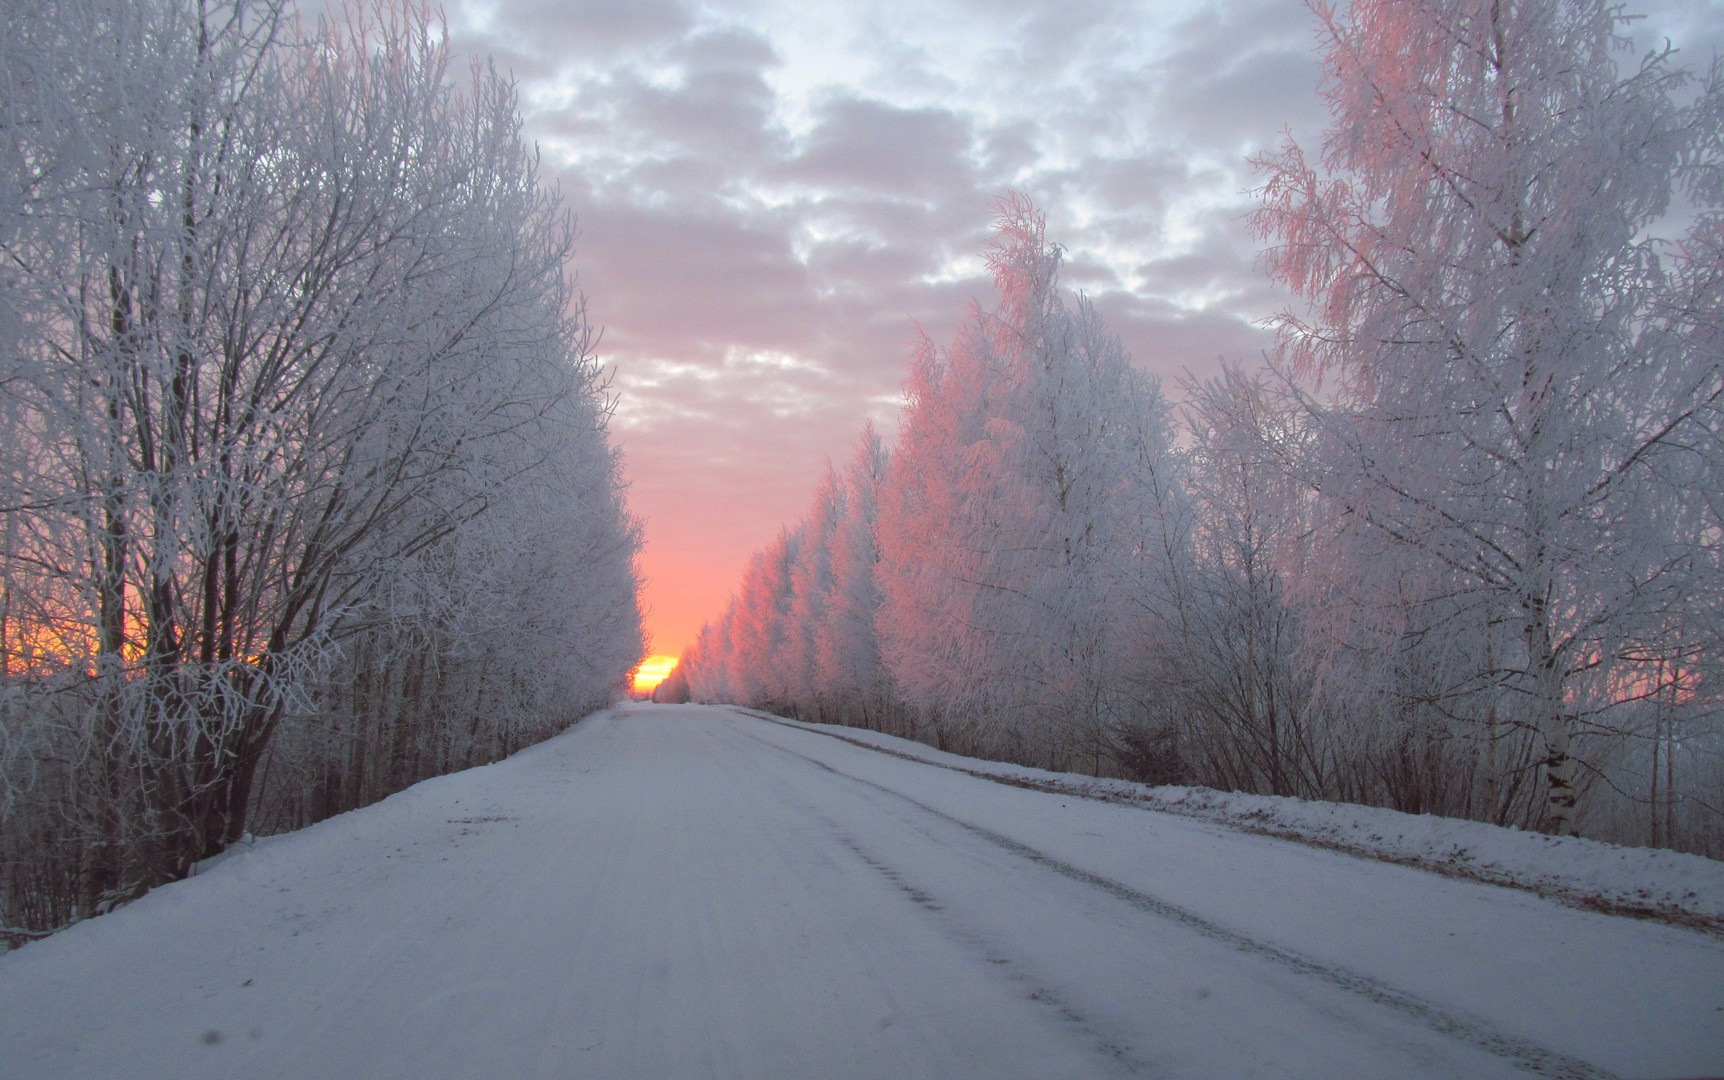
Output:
[{"xmin": 438, "ymin": 0, "xmax": 1722, "ymax": 661}]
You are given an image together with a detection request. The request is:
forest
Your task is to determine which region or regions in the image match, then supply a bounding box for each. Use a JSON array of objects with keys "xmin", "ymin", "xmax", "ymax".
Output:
[
  {"xmin": 662, "ymin": 1, "xmax": 1724, "ymax": 857},
  {"xmin": 0, "ymin": 0, "xmax": 643, "ymax": 939}
]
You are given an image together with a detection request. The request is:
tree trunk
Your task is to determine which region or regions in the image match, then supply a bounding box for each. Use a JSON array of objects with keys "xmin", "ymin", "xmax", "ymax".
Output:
[{"xmin": 1526, "ymin": 603, "xmax": 1577, "ymax": 835}]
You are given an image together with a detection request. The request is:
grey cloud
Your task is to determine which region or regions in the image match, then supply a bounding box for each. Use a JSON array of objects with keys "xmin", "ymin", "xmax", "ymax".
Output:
[
  {"xmin": 528, "ymin": 27, "xmax": 786, "ymax": 185},
  {"xmin": 800, "ymin": 193, "xmax": 989, "ymax": 264},
  {"xmin": 496, "ymin": 0, "xmax": 694, "ymax": 55},
  {"xmin": 443, "ymin": 0, "xmax": 696, "ymax": 80},
  {"xmin": 939, "ymin": 0, "xmax": 1138, "ymax": 74},
  {"xmin": 856, "ymin": 34, "xmax": 961, "ymax": 105},
  {"xmin": 803, "ymin": 236, "xmax": 931, "ymax": 293},
  {"xmin": 672, "ymin": 23, "xmax": 779, "ymax": 70},
  {"xmin": 625, "ymin": 68, "xmax": 783, "ymax": 167},
  {"xmin": 1139, "ymin": 199, "xmax": 1288, "ymax": 307},
  {"xmin": 625, "ymin": 27, "xmax": 785, "ymax": 163},
  {"xmin": 1059, "ymin": 253, "xmax": 1127, "ymax": 294},
  {"xmin": 1153, "ymin": 0, "xmax": 1327, "ymax": 153},
  {"xmin": 1169, "ymin": 46, "xmax": 1329, "ymax": 154},
  {"xmin": 1100, "ymin": 292, "xmax": 1274, "ymax": 386},
  {"xmin": 973, "ymin": 122, "xmax": 1041, "ymax": 185},
  {"xmin": 1081, "ymin": 155, "xmax": 1194, "ymax": 218},
  {"xmin": 577, "ymin": 201, "xmax": 812, "ymax": 354},
  {"xmin": 783, "ymin": 98, "xmax": 979, "ymax": 200}
]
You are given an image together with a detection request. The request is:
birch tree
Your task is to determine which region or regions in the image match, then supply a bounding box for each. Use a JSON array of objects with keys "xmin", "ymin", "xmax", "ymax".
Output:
[
  {"xmin": 0, "ymin": 0, "xmax": 641, "ymax": 928},
  {"xmin": 1253, "ymin": 0, "xmax": 1724, "ymax": 834},
  {"xmin": 1160, "ymin": 368, "xmax": 1329, "ymax": 797},
  {"xmin": 878, "ymin": 197, "xmax": 1184, "ymax": 766},
  {"xmin": 783, "ymin": 465, "xmax": 844, "ymax": 718},
  {"xmin": 816, "ymin": 423, "xmax": 895, "ymax": 730}
]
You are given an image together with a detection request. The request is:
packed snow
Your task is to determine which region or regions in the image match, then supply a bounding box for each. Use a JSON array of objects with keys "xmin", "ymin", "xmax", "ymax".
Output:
[
  {"xmin": 2, "ymin": 704, "xmax": 1720, "ymax": 1079},
  {"xmin": 768, "ymin": 711, "xmax": 1724, "ymax": 931}
]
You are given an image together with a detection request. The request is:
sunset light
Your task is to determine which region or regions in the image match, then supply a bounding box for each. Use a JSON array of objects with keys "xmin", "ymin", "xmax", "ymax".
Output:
[{"xmin": 630, "ymin": 655, "xmax": 678, "ymax": 697}]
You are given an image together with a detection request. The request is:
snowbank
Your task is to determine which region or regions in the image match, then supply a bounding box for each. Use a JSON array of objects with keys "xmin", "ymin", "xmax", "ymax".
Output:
[{"xmin": 761, "ymin": 711, "xmax": 1724, "ymax": 933}]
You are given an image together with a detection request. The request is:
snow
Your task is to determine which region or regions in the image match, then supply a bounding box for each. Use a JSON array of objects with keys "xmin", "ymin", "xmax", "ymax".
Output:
[
  {"xmin": 2, "ymin": 703, "xmax": 1721, "ymax": 1079},
  {"xmin": 769, "ymin": 711, "xmax": 1724, "ymax": 930}
]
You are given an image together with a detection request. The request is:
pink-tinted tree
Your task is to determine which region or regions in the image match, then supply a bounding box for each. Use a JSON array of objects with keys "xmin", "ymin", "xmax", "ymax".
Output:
[
  {"xmin": 878, "ymin": 197, "xmax": 1185, "ymax": 766},
  {"xmin": 815, "ymin": 424, "xmax": 896, "ymax": 731},
  {"xmin": 1253, "ymin": 0, "xmax": 1724, "ymax": 835},
  {"xmin": 782, "ymin": 464, "xmax": 845, "ymax": 718}
]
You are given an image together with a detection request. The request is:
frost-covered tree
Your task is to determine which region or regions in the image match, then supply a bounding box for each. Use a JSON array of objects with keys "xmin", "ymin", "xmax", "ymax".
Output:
[
  {"xmin": 681, "ymin": 618, "xmax": 733, "ymax": 706},
  {"xmin": 682, "ymin": 203, "xmax": 1186, "ymax": 767},
  {"xmin": 679, "ymin": 425, "xmax": 897, "ymax": 727},
  {"xmin": 878, "ymin": 196, "xmax": 1185, "ymax": 766},
  {"xmin": 815, "ymin": 424, "xmax": 896, "ymax": 731},
  {"xmin": 257, "ymin": 352, "xmax": 643, "ymax": 829},
  {"xmin": 782, "ymin": 465, "xmax": 844, "ymax": 718},
  {"xmin": 0, "ymin": 0, "xmax": 641, "ymax": 930},
  {"xmin": 720, "ymin": 527, "xmax": 802, "ymax": 712},
  {"xmin": 1155, "ymin": 368, "xmax": 1329, "ymax": 797},
  {"xmin": 1253, "ymin": 0, "xmax": 1724, "ymax": 834}
]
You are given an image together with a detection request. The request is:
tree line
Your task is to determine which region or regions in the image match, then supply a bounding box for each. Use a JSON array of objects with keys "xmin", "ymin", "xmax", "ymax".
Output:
[
  {"xmin": 661, "ymin": 0, "xmax": 1724, "ymax": 855},
  {"xmin": 0, "ymin": 0, "xmax": 643, "ymax": 940}
]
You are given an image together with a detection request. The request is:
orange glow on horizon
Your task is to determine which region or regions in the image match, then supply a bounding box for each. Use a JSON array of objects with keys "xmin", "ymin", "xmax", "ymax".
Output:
[{"xmin": 630, "ymin": 654, "xmax": 678, "ymax": 696}]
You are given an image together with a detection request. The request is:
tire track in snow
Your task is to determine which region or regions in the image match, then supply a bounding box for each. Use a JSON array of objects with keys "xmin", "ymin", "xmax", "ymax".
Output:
[
  {"xmin": 741, "ymin": 717, "xmax": 1620, "ymax": 1080},
  {"xmin": 733, "ymin": 725, "xmax": 1155, "ymax": 1074},
  {"xmin": 826, "ymin": 828, "xmax": 1153, "ymax": 1075}
]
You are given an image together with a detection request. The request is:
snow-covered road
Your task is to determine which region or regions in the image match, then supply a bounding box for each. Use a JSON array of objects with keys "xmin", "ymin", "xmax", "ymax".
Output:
[{"xmin": 3, "ymin": 704, "xmax": 1720, "ymax": 1079}]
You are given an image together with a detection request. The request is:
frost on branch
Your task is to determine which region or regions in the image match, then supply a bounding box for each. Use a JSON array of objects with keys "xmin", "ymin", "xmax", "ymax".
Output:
[
  {"xmin": 1252, "ymin": 0, "xmax": 1724, "ymax": 837},
  {"xmin": 0, "ymin": 0, "xmax": 642, "ymax": 935}
]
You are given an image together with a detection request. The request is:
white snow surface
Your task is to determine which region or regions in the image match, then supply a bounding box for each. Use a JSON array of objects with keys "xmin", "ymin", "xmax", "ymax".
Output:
[
  {"xmin": 770, "ymin": 712, "xmax": 1724, "ymax": 930},
  {"xmin": 1, "ymin": 703, "xmax": 1720, "ymax": 1080}
]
